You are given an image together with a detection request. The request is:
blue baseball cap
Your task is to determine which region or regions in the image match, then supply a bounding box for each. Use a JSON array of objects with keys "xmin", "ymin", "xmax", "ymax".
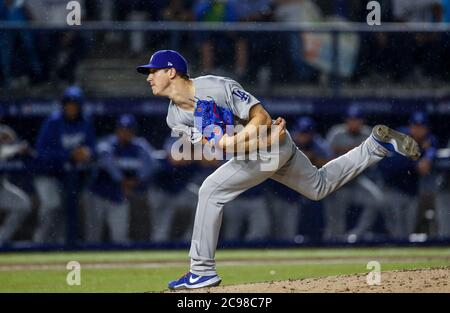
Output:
[
  {"xmin": 409, "ymin": 111, "xmax": 429, "ymax": 126},
  {"xmin": 62, "ymin": 86, "xmax": 84, "ymax": 106},
  {"xmin": 116, "ymin": 114, "xmax": 138, "ymax": 131},
  {"xmin": 294, "ymin": 117, "xmax": 316, "ymax": 133},
  {"xmin": 136, "ymin": 50, "xmax": 189, "ymax": 76},
  {"xmin": 346, "ymin": 105, "xmax": 364, "ymax": 119}
]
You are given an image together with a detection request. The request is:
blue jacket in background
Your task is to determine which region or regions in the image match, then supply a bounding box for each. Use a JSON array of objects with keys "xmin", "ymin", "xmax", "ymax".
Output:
[
  {"xmin": 35, "ymin": 111, "xmax": 96, "ymax": 174},
  {"xmin": 378, "ymin": 126, "xmax": 439, "ymax": 195},
  {"xmin": 90, "ymin": 135, "xmax": 156, "ymax": 203}
]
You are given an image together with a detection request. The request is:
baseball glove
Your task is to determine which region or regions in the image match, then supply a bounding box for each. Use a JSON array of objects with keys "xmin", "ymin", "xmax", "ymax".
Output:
[{"xmin": 194, "ymin": 98, "xmax": 234, "ymax": 144}]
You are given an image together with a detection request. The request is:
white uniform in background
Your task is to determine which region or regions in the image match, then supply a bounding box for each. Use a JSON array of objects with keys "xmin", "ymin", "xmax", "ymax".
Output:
[{"xmin": 0, "ymin": 124, "xmax": 32, "ymax": 245}]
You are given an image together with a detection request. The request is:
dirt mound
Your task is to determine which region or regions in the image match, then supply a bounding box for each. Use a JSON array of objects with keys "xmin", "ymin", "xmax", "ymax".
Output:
[{"xmin": 174, "ymin": 268, "xmax": 450, "ymax": 293}]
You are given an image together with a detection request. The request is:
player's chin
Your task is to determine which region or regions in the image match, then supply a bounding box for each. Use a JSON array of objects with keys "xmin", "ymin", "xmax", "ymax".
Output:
[{"xmin": 150, "ymin": 86, "xmax": 159, "ymax": 96}]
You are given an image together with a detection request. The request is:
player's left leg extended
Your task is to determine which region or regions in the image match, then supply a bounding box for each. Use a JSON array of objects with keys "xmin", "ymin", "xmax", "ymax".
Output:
[{"xmin": 271, "ymin": 126, "xmax": 418, "ymax": 201}]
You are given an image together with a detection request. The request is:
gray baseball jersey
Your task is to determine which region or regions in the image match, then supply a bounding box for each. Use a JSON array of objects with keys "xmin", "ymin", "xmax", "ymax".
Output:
[
  {"xmin": 166, "ymin": 75, "xmax": 260, "ymax": 143},
  {"xmin": 164, "ymin": 75, "xmax": 389, "ymax": 276}
]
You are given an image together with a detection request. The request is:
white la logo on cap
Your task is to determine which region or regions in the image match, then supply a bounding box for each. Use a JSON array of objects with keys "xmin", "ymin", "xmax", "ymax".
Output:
[{"xmin": 168, "ymin": 62, "xmax": 173, "ymax": 66}]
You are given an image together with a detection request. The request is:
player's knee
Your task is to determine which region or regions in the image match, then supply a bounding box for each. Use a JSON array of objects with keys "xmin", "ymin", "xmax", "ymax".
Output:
[{"xmin": 198, "ymin": 179, "xmax": 217, "ymax": 200}]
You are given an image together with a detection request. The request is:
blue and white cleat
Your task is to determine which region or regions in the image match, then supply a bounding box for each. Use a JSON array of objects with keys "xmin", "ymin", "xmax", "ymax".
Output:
[
  {"xmin": 168, "ymin": 272, "xmax": 222, "ymax": 290},
  {"xmin": 372, "ymin": 125, "xmax": 421, "ymax": 160}
]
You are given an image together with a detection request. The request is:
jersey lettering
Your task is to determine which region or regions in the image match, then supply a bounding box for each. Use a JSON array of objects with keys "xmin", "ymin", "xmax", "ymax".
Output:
[{"xmin": 232, "ymin": 89, "xmax": 249, "ymax": 102}]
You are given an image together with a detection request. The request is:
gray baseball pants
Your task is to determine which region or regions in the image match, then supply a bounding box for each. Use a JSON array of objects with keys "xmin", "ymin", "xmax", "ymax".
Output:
[{"xmin": 189, "ymin": 132, "xmax": 387, "ymax": 276}]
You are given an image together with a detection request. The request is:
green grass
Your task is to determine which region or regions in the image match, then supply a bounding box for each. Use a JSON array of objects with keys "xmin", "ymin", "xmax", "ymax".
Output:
[
  {"xmin": 0, "ymin": 247, "xmax": 448, "ymax": 292},
  {"xmin": 0, "ymin": 247, "xmax": 449, "ymax": 264}
]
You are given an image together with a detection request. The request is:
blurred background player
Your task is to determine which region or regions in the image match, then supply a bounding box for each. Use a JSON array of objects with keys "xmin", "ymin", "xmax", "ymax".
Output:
[
  {"xmin": 268, "ymin": 116, "xmax": 332, "ymax": 242},
  {"xmin": 33, "ymin": 86, "xmax": 96, "ymax": 244},
  {"xmin": 148, "ymin": 136, "xmax": 194, "ymax": 242},
  {"xmin": 148, "ymin": 135, "xmax": 220, "ymax": 243},
  {"xmin": 266, "ymin": 179, "xmax": 300, "ymax": 241},
  {"xmin": 0, "ymin": 0, "xmax": 42, "ymax": 90},
  {"xmin": 291, "ymin": 116, "xmax": 332, "ymax": 241},
  {"xmin": 180, "ymin": 155, "xmax": 220, "ymax": 242},
  {"xmin": 323, "ymin": 105, "xmax": 384, "ymax": 242},
  {"xmin": 435, "ymin": 137, "xmax": 450, "ymax": 239},
  {"xmin": 86, "ymin": 114, "xmax": 155, "ymax": 244},
  {"xmin": 273, "ymin": 0, "xmax": 322, "ymax": 82},
  {"xmin": 193, "ymin": 0, "xmax": 242, "ymax": 75},
  {"xmin": 234, "ymin": 0, "xmax": 274, "ymax": 85},
  {"xmin": 378, "ymin": 111, "xmax": 439, "ymax": 240},
  {"xmin": 409, "ymin": 112, "xmax": 440, "ymax": 236},
  {"xmin": 292, "ymin": 116, "xmax": 332, "ymax": 168},
  {"xmin": 222, "ymin": 183, "xmax": 271, "ymax": 242},
  {"xmin": 0, "ymin": 119, "xmax": 32, "ymax": 246}
]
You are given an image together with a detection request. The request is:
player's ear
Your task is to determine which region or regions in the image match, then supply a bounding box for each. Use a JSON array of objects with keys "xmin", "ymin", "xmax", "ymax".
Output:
[{"xmin": 168, "ymin": 68, "xmax": 177, "ymax": 79}]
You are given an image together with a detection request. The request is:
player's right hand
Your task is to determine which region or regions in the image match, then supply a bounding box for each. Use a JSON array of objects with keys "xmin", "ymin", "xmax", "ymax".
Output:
[{"xmin": 272, "ymin": 117, "xmax": 287, "ymax": 141}]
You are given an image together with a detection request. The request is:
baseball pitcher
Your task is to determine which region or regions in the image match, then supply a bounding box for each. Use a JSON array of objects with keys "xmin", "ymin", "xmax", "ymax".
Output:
[{"xmin": 136, "ymin": 49, "xmax": 421, "ymax": 290}]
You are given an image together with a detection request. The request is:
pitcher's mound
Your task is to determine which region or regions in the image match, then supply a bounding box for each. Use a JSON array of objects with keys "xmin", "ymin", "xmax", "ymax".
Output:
[{"xmin": 173, "ymin": 268, "xmax": 450, "ymax": 293}]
